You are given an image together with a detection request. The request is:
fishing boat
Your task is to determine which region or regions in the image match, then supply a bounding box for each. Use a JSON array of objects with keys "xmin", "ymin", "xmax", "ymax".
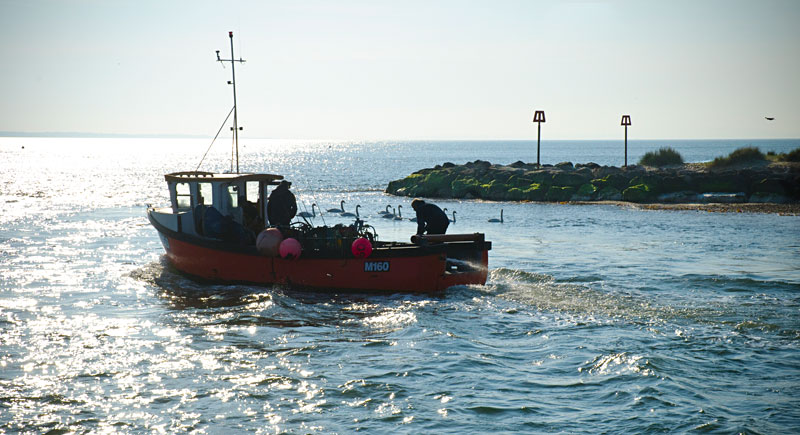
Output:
[{"xmin": 147, "ymin": 32, "xmax": 491, "ymax": 292}]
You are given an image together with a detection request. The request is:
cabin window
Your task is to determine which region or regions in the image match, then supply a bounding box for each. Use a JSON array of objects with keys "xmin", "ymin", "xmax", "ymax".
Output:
[
  {"xmin": 176, "ymin": 182, "xmax": 191, "ymax": 209},
  {"xmin": 246, "ymin": 181, "xmax": 260, "ymax": 203},
  {"xmin": 244, "ymin": 181, "xmax": 262, "ymax": 227},
  {"xmin": 199, "ymin": 183, "xmax": 213, "ymax": 205},
  {"xmin": 227, "ymin": 185, "xmax": 239, "ymax": 208}
]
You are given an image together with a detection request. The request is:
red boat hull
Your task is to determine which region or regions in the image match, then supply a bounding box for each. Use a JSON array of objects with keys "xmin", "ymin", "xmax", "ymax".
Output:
[{"xmin": 156, "ymin": 232, "xmax": 489, "ymax": 293}]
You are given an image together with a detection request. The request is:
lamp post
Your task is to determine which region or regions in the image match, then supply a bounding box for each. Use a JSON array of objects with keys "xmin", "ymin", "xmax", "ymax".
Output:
[
  {"xmin": 532, "ymin": 110, "xmax": 546, "ymax": 166},
  {"xmin": 621, "ymin": 115, "xmax": 631, "ymax": 167}
]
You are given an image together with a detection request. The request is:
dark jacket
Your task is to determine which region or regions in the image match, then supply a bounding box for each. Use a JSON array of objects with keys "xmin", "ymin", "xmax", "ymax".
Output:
[
  {"xmin": 416, "ymin": 203, "xmax": 449, "ymax": 235},
  {"xmin": 267, "ymin": 184, "xmax": 297, "ymax": 226}
]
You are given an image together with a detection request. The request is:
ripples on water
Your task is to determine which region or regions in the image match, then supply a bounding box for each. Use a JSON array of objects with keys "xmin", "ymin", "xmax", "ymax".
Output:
[{"xmin": 1, "ymin": 138, "xmax": 799, "ymax": 433}]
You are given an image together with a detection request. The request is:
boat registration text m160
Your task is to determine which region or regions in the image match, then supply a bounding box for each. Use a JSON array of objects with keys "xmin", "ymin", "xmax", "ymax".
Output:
[{"xmin": 364, "ymin": 261, "xmax": 390, "ymax": 272}]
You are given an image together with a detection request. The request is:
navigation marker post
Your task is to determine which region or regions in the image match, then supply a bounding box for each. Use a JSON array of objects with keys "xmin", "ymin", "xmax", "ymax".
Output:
[
  {"xmin": 532, "ymin": 110, "xmax": 546, "ymax": 166},
  {"xmin": 217, "ymin": 31, "xmax": 246, "ymax": 173},
  {"xmin": 621, "ymin": 115, "xmax": 631, "ymax": 167}
]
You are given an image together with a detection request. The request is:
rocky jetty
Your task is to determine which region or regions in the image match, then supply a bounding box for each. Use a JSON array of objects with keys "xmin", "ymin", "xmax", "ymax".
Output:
[{"xmin": 385, "ymin": 160, "xmax": 800, "ymax": 204}]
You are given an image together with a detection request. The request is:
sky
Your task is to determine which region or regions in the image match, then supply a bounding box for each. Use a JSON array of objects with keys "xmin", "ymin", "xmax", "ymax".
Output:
[{"xmin": 1, "ymin": 0, "xmax": 798, "ymax": 140}]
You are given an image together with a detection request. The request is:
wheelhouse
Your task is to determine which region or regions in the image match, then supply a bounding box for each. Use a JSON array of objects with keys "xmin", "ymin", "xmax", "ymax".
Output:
[{"xmin": 152, "ymin": 171, "xmax": 283, "ymax": 241}]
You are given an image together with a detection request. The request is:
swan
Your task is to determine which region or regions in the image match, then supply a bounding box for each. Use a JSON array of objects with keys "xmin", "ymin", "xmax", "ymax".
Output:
[
  {"xmin": 381, "ymin": 206, "xmax": 395, "ymax": 218},
  {"xmin": 443, "ymin": 208, "xmax": 456, "ymax": 223},
  {"xmin": 327, "ymin": 200, "xmax": 345, "ymax": 213},
  {"xmin": 393, "ymin": 205, "xmax": 403, "ymax": 220},
  {"xmin": 488, "ymin": 209, "xmax": 503, "ymax": 223},
  {"xmin": 341, "ymin": 204, "xmax": 358, "ymax": 217},
  {"xmin": 378, "ymin": 205, "xmax": 392, "ymax": 216},
  {"xmin": 298, "ymin": 203, "xmax": 317, "ymax": 218}
]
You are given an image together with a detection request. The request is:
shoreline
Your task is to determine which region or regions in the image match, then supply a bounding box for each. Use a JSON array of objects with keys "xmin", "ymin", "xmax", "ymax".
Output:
[{"xmin": 569, "ymin": 200, "xmax": 800, "ymax": 215}]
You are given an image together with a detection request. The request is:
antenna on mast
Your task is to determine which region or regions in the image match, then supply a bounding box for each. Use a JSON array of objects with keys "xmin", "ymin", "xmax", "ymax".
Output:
[{"xmin": 217, "ymin": 31, "xmax": 246, "ymax": 173}]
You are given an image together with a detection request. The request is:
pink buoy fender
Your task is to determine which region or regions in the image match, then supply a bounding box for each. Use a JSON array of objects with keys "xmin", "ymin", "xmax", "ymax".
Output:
[
  {"xmin": 256, "ymin": 228, "xmax": 283, "ymax": 257},
  {"xmin": 351, "ymin": 237, "xmax": 372, "ymax": 258},
  {"xmin": 279, "ymin": 238, "xmax": 302, "ymax": 260}
]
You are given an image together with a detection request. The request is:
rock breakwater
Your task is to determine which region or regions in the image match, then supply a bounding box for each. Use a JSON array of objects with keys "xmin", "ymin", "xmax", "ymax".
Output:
[{"xmin": 385, "ymin": 160, "xmax": 800, "ymax": 204}]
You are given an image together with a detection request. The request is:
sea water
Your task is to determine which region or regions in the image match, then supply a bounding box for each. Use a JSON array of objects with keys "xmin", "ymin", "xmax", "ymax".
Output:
[{"xmin": 1, "ymin": 137, "xmax": 799, "ymax": 433}]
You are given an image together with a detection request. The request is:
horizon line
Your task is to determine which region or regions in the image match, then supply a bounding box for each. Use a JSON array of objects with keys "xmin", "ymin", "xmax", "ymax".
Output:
[{"xmin": 1, "ymin": 131, "xmax": 799, "ymax": 142}]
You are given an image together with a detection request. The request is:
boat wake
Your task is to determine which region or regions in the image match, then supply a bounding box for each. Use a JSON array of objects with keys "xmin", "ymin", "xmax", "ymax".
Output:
[
  {"xmin": 486, "ymin": 267, "xmax": 705, "ymax": 326},
  {"xmin": 129, "ymin": 257, "xmax": 275, "ymax": 308},
  {"xmin": 485, "ymin": 267, "xmax": 800, "ymax": 342}
]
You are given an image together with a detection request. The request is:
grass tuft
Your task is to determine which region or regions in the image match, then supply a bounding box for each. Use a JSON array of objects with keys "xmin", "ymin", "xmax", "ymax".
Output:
[
  {"xmin": 638, "ymin": 147, "xmax": 684, "ymax": 167},
  {"xmin": 709, "ymin": 147, "xmax": 766, "ymax": 168},
  {"xmin": 772, "ymin": 147, "xmax": 800, "ymax": 162}
]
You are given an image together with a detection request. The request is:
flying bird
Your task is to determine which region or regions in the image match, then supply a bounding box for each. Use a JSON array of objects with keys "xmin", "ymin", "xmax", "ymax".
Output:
[{"xmin": 765, "ymin": 117, "xmax": 775, "ymax": 121}]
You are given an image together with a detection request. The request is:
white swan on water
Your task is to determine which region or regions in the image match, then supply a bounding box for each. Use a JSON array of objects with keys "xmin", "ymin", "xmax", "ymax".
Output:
[
  {"xmin": 393, "ymin": 205, "xmax": 403, "ymax": 220},
  {"xmin": 443, "ymin": 208, "xmax": 457, "ymax": 223},
  {"xmin": 341, "ymin": 204, "xmax": 358, "ymax": 217},
  {"xmin": 378, "ymin": 205, "xmax": 392, "ymax": 216},
  {"xmin": 327, "ymin": 200, "xmax": 345, "ymax": 213},
  {"xmin": 298, "ymin": 203, "xmax": 317, "ymax": 218},
  {"xmin": 488, "ymin": 209, "xmax": 503, "ymax": 223}
]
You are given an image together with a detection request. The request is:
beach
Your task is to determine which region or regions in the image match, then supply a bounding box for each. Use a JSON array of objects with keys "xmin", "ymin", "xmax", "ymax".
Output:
[{"xmin": 573, "ymin": 200, "xmax": 800, "ymax": 215}]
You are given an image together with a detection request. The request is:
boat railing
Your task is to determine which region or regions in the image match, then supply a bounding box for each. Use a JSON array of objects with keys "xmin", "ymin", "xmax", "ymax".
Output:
[
  {"xmin": 169, "ymin": 171, "xmax": 216, "ymax": 178},
  {"xmin": 411, "ymin": 233, "xmax": 486, "ymax": 244}
]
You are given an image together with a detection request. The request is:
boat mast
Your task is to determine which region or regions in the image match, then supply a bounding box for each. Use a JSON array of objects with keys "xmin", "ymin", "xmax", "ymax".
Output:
[{"xmin": 216, "ymin": 31, "xmax": 246, "ymax": 173}]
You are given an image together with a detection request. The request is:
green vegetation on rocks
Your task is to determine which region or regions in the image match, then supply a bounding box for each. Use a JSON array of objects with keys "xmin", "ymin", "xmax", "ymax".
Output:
[
  {"xmin": 385, "ymin": 152, "xmax": 799, "ymax": 205},
  {"xmin": 522, "ymin": 184, "xmax": 547, "ymax": 201},
  {"xmin": 709, "ymin": 147, "xmax": 765, "ymax": 168},
  {"xmin": 767, "ymin": 147, "xmax": 800, "ymax": 163},
  {"xmin": 783, "ymin": 149, "xmax": 800, "ymax": 162},
  {"xmin": 596, "ymin": 186, "xmax": 622, "ymax": 201},
  {"xmin": 546, "ymin": 186, "xmax": 575, "ymax": 202},
  {"xmin": 639, "ymin": 147, "xmax": 684, "ymax": 167},
  {"xmin": 575, "ymin": 183, "xmax": 597, "ymax": 198},
  {"xmin": 622, "ymin": 184, "xmax": 653, "ymax": 202}
]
